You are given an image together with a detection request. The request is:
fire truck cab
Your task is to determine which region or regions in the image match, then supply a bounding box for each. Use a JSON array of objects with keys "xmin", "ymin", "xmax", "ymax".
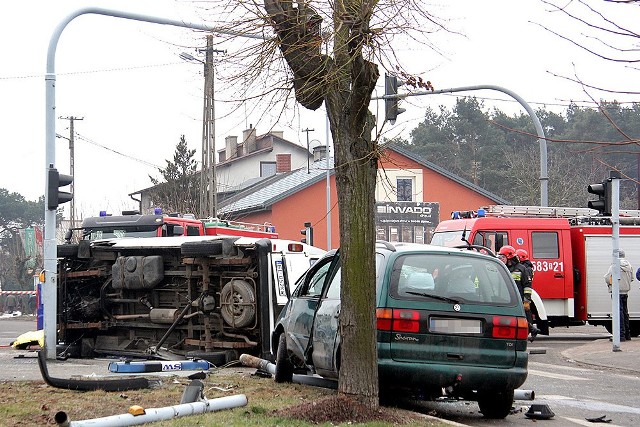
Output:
[
  {"xmin": 432, "ymin": 205, "xmax": 640, "ymax": 337},
  {"xmin": 75, "ymin": 210, "xmax": 278, "ymax": 242},
  {"xmin": 79, "ymin": 210, "xmax": 204, "ymax": 240}
]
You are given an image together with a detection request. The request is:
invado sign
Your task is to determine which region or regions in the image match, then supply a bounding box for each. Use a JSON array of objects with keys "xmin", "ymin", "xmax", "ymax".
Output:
[{"xmin": 375, "ymin": 202, "xmax": 439, "ymax": 226}]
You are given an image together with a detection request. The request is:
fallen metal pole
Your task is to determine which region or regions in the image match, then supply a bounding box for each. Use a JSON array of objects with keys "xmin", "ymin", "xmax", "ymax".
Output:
[
  {"xmin": 239, "ymin": 353, "xmax": 274, "ymax": 374},
  {"xmin": 54, "ymin": 394, "xmax": 248, "ymax": 427},
  {"xmin": 239, "ymin": 354, "xmax": 337, "ymax": 389},
  {"xmin": 514, "ymin": 389, "xmax": 535, "ymax": 400}
]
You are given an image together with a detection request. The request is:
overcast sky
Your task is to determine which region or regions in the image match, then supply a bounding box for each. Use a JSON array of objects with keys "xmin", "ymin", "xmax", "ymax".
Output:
[{"xmin": 1, "ymin": 0, "xmax": 637, "ymax": 218}]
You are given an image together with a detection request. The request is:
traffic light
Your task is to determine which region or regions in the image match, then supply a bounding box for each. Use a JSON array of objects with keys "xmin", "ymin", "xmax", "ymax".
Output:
[
  {"xmin": 47, "ymin": 167, "xmax": 73, "ymax": 210},
  {"xmin": 384, "ymin": 74, "xmax": 406, "ymax": 124},
  {"xmin": 587, "ymin": 179, "xmax": 612, "ymax": 216},
  {"xmin": 300, "ymin": 222, "xmax": 314, "ymax": 246}
]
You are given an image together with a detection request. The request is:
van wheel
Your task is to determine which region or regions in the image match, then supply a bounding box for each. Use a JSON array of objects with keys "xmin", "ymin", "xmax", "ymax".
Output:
[
  {"xmin": 220, "ymin": 280, "xmax": 255, "ymax": 328},
  {"xmin": 478, "ymin": 389, "xmax": 514, "ymax": 419},
  {"xmin": 274, "ymin": 334, "xmax": 293, "ymax": 383}
]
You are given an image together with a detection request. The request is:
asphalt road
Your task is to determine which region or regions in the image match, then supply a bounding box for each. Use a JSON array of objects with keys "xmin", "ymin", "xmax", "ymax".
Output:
[
  {"xmin": 2, "ymin": 317, "xmax": 639, "ymax": 426},
  {"xmin": 401, "ymin": 325, "xmax": 640, "ymax": 426}
]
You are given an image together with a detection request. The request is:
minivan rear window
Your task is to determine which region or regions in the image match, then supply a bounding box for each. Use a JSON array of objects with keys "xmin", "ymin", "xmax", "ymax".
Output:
[{"xmin": 390, "ymin": 253, "xmax": 518, "ymax": 305}]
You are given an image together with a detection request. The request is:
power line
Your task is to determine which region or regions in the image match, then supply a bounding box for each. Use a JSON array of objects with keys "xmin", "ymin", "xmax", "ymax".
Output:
[
  {"xmin": 0, "ymin": 62, "xmax": 184, "ymax": 81},
  {"xmin": 73, "ymin": 132, "xmax": 162, "ymax": 169}
]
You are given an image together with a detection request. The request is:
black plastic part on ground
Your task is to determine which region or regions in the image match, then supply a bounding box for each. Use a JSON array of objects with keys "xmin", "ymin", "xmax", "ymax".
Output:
[{"xmin": 37, "ymin": 350, "xmax": 152, "ymax": 391}]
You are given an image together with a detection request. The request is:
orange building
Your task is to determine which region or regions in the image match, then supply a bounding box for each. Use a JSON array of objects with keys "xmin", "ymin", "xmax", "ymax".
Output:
[{"xmin": 218, "ymin": 144, "xmax": 507, "ymax": 250}]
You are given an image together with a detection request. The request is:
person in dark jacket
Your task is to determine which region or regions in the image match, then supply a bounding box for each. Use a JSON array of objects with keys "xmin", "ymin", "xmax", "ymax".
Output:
[{"xmin": 499, "ymin": 245, "xmax": 540, "ymax": 341}]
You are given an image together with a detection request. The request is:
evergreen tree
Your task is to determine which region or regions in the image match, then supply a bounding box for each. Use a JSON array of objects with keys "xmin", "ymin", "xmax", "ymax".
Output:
[{"xmin": 148, "ymin": 135, "xmax": 199, "ymax": 215}]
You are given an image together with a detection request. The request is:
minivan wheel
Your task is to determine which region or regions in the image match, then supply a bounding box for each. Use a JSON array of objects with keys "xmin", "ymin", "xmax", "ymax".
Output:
[
  {"xmin": 478, "ymin": 389, "xmax": 514, "ymax": 419},
  {"xmin": 274, "ymin": 334, "xmax": 293, "ymax": 383}
]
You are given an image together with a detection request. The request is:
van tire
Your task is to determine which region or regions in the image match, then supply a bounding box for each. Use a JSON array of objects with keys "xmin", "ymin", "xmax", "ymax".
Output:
[
  {"xmin": 478, "ymin": 389, "xmax": 514, "ymax": 419},
  {"xmin": 220, "ymin": 280, "xmax": 255, "ymax": 328},
  {"xmin": 274, "ymin": 334, "xmax": 293, "ymax": 383}
]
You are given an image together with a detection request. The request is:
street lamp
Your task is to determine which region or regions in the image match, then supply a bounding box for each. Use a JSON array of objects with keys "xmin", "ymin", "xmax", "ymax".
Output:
[{"xmin": 179, "ymin": 52, "xmax": 197, "ymax": 62}]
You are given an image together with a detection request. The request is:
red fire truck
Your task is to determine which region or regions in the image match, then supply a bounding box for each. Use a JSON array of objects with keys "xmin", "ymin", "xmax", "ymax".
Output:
[
  {"xmin": 432, "ymin": 205, "xmax": 640, "ymax": 337},
  {"xmin": 75, "ymin": 210, "xmax": 278, "ymax": 241}
]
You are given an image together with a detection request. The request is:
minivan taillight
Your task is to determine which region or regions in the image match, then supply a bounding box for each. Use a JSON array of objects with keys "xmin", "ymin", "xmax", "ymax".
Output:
[
  {"xmin": 376, "ymin": 308, "xmax": 420, "ymax": 333},
  {"xmin": 492, "ymin": 316, "xmax": 529, "ymax": 340}
]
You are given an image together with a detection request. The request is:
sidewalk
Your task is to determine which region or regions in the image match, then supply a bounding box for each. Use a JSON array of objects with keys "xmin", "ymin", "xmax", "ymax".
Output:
[{"xmin": 561, "ymin": 337, "xmax": 640, "ymax": 374}]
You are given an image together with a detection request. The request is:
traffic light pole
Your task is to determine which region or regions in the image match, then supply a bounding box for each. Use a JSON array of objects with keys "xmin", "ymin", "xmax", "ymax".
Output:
[
  {"xmin": 44, "ymin": 8, "xmax": 263, "ymax": 359},
  {"xmin": 377, "ymin": 84, "xmax": 549, "ymax": 207},
  {"xmin": 610, "ymin": 170, "xmax": 622, "ymax": 352}
]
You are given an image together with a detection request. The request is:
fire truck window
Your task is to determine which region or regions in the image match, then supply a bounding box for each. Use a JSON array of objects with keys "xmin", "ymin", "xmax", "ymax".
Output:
[
  {"xmin": 187, "ymin": 226, "xmax": 200, "ymax": 236},
  {"xmin": 532, "ymin": 232, "xmax": 559, "ymax": 259},
  {"xmin": 474, "ymin": 232, "xmax": 508, "ymax": 253}
]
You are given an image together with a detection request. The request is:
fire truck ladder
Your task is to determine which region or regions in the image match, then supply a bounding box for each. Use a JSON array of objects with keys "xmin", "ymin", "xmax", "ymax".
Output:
[{"xmin": 482, "ymin": 205, "xmax": 640, "ymax": 220}]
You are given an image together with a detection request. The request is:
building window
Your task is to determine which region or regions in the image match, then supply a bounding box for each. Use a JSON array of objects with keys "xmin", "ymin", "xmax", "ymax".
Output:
[
  {"xmin": 389, "ymin": 227, "xmax": 399, "ymax": 242},
  {"xmin": 396, "ymin": 178, "xmax": 413, "ymax": 202},
  {"xmin": 260, "ymin": 162, "xmax": 276, "ymax": 177}
]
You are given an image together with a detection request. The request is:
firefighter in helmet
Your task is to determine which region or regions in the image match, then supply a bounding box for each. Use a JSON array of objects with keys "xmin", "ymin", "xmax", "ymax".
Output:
[
  {"xmin": 498, "ymin": 245, "xmax": 540, "ymax": 341},
  {"xmin": 516, "ymin": 248, "xmax": 534, "ymax": 283}
]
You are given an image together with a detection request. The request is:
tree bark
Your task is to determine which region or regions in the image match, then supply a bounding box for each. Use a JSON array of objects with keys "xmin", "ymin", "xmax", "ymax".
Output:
[
  {"xmin": 330, "ymin": 104, "xmax": 379, "ymax": 407},
  {"xmin": 263, "ymin": 0, "xmax": 381, "ymax": 408}
]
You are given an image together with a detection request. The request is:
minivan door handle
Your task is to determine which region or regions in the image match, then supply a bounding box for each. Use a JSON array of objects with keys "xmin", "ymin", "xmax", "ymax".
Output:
[
  {"xmin": 446, "ymin": 353, "xmax": 464, "ymax": 360},
  {"xmin": 554, "ymin": 273, "xmax": 564, "ymax": 278}
]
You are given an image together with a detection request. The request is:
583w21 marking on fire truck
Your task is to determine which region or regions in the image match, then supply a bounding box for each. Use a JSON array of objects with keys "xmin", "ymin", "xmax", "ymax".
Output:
[{"xmin": 533, "ymin": 261, "xmax": 564, "ymax": 273}]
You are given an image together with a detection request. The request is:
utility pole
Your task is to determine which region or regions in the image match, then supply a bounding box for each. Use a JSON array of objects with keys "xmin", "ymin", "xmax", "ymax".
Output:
[
  {"xmin": 59, "ymin": 116, "xmax": 83, "ymax": 232},
  {"xmin": 199, "ymin": 36, "xmax": 225, "ymax": 219},
  {"xmin": 303, "ymin": 128, "xmax": 314, "ymax": 173}
]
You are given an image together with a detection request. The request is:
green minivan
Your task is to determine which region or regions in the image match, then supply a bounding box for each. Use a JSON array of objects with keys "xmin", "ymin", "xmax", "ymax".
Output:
[{"xmin": 271, "ymin": 242, "xmax": 529, "ymax": 419}]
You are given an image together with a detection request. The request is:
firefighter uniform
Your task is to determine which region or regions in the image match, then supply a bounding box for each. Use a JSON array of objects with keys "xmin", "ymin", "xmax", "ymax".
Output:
[{"xmin": 499, "ymin": 245, "xmax": 539, "ymax": 341}]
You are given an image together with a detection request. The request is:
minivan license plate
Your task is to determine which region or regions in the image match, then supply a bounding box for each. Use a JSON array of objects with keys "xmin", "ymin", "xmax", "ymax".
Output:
[{"xmin": 429, "ymin": 318, "xmax": 482, "ymax": 334}]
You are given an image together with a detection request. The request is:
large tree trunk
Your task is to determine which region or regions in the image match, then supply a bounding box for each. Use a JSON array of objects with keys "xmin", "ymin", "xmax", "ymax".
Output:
[
  {"xmin": 330, "ymin": 107, "xmax": 379, "ymax": 407},
  {"xmin": 264, "ymin": 0, "xmax": 380, "ymax": 409}
]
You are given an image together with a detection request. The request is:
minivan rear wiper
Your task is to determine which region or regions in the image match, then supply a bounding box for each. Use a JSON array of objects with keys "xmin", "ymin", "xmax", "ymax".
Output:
[{"xmin": 405, "ymin": 291, "xmax": 459, "ymax": 304}]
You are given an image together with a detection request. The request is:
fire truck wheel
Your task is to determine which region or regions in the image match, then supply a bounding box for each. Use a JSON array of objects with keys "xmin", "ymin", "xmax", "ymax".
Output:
[
  {"xmin": 57, "ymin": 244, "xmax": 79, "ymax": 258},
  {"xmin": 274, "ymin": 334, "xmax": 294, "ymax": 383},
  {"xmin": 220, "ymin": 279, "xmax": 256, "ymax": 328}
]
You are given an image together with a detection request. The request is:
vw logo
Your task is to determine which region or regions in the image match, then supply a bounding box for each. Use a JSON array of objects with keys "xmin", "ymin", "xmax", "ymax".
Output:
[{"xmin": 453, "ymin": 304, "xmax": 461, "ymax": 312}]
